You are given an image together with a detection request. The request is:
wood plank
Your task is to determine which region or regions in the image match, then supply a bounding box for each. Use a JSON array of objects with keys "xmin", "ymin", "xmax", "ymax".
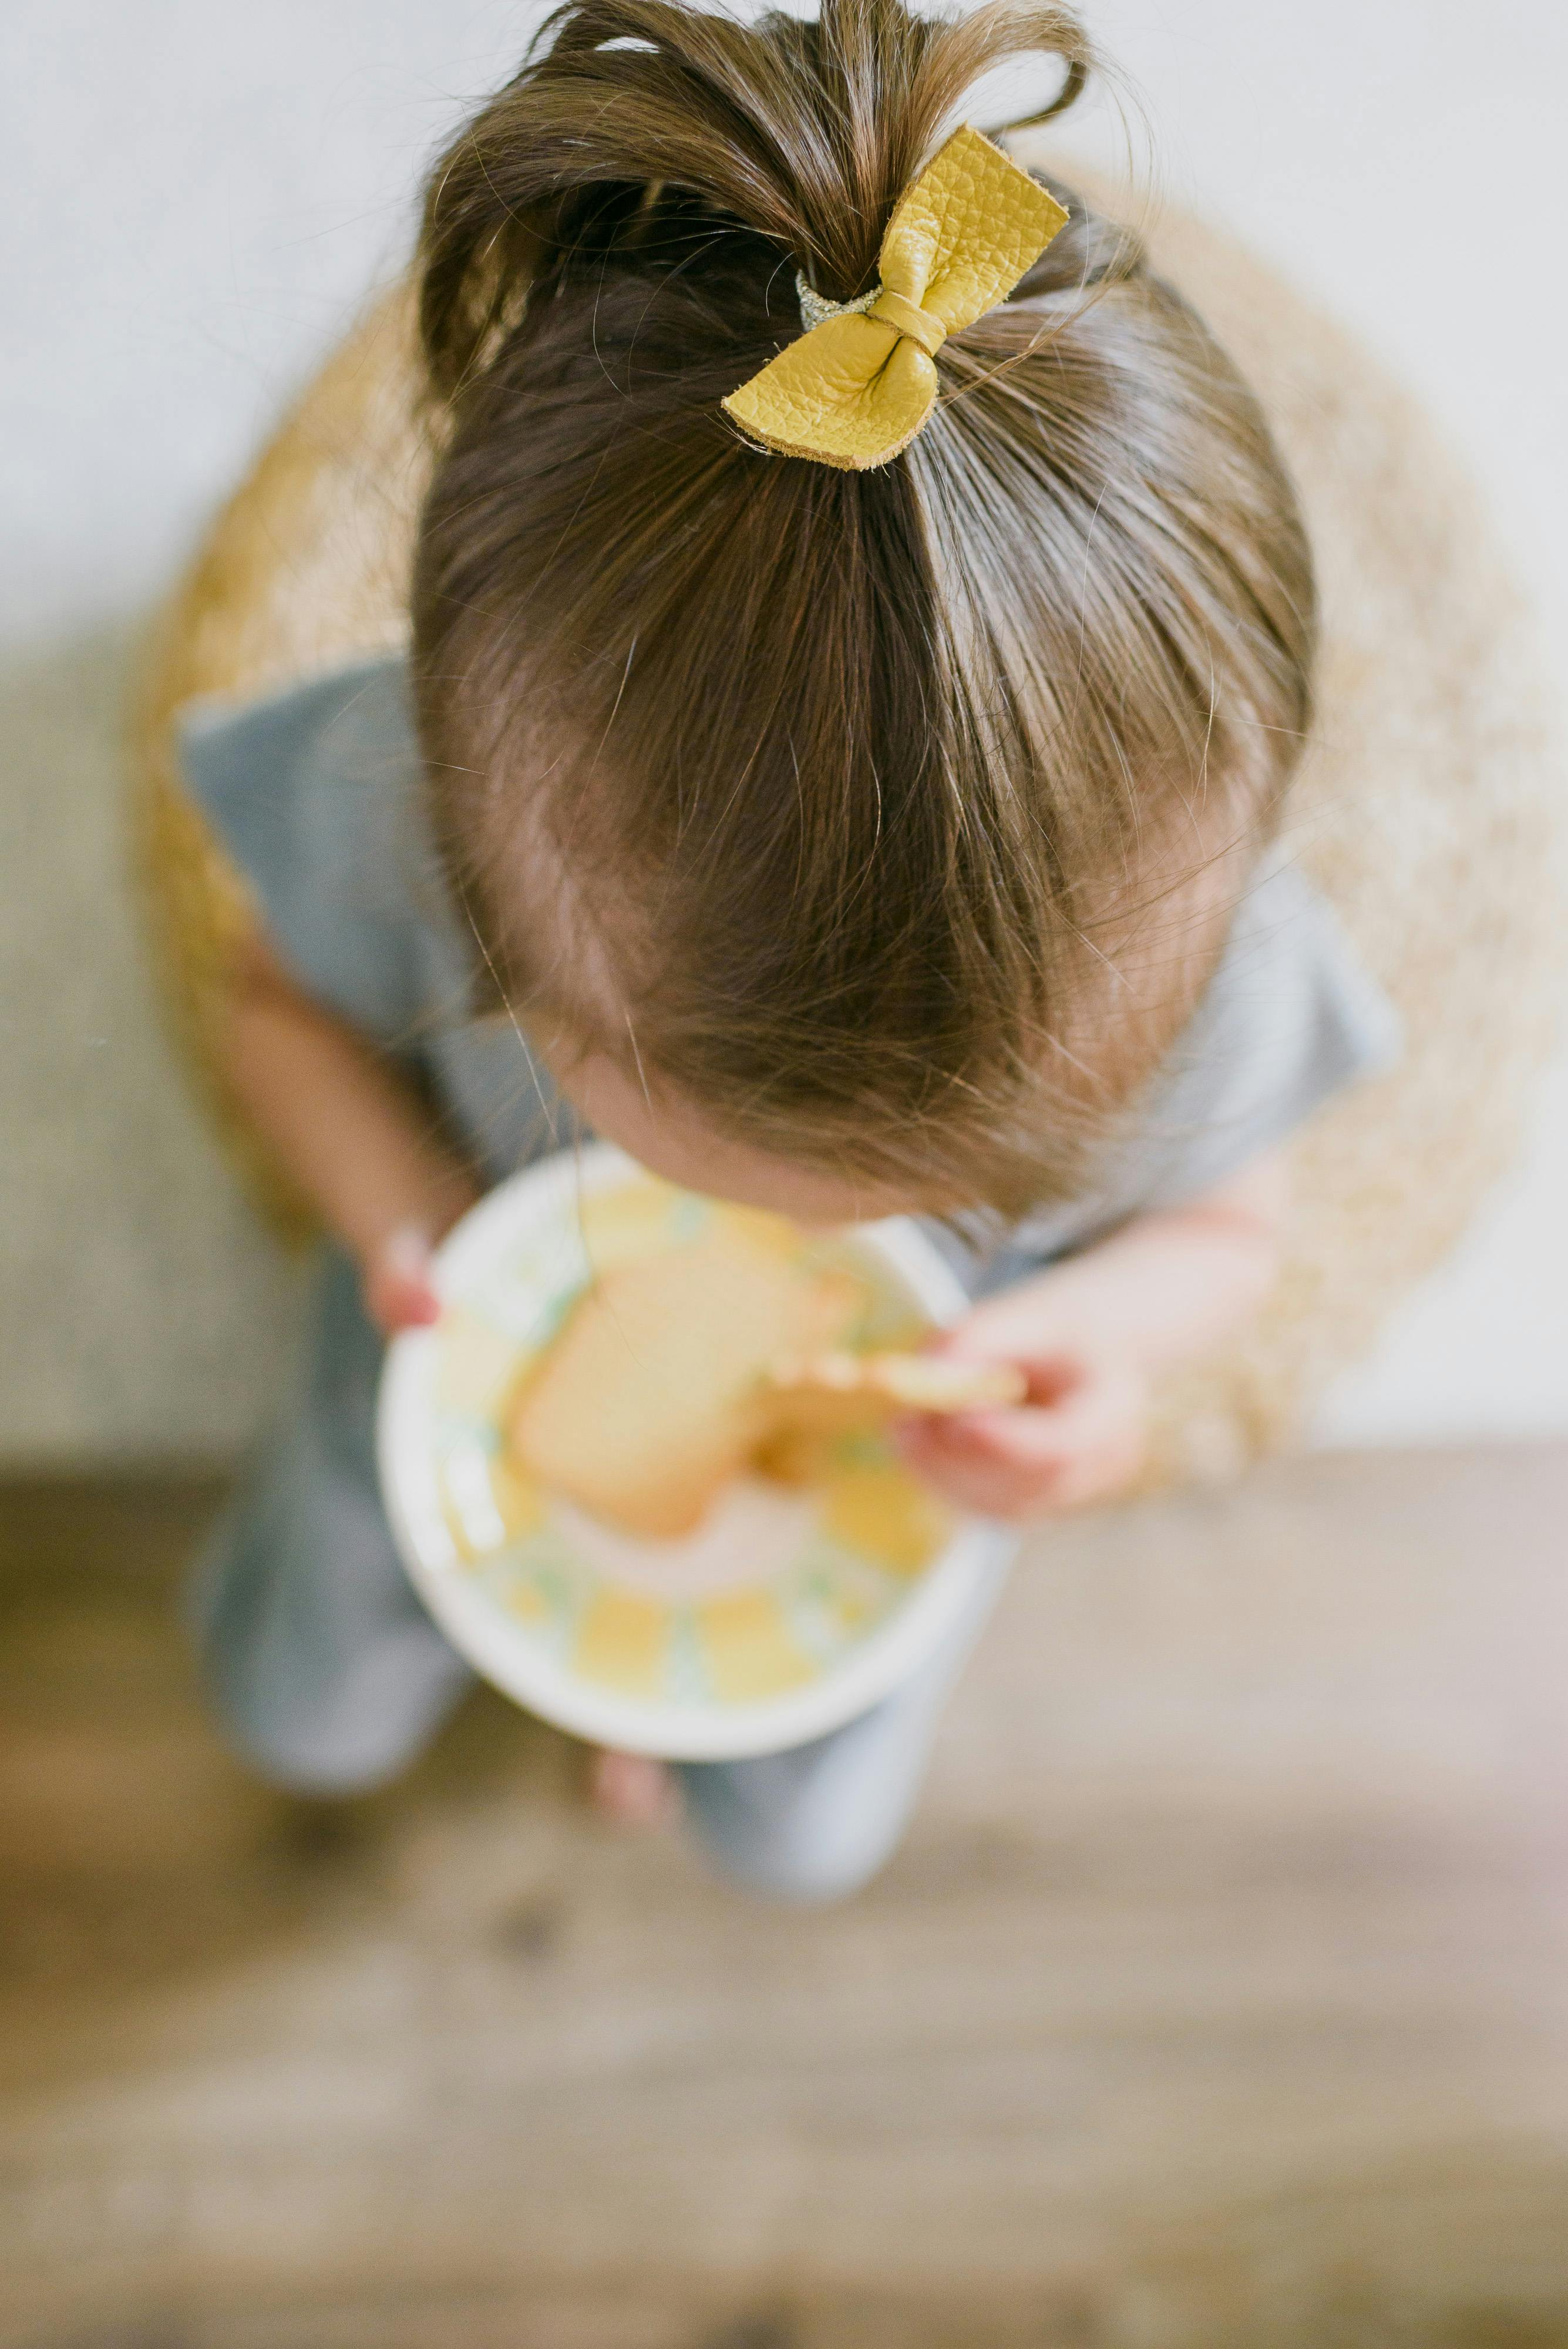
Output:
[{"xmin": 2, "ymin": 1453, "xmax": 1567, "ymax": 2345}]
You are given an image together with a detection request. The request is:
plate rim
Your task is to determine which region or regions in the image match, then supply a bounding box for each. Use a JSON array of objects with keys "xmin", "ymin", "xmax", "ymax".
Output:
[{"xmin": 376, "ymin": 1144, "xmax": 1011, "ymax": 1760}]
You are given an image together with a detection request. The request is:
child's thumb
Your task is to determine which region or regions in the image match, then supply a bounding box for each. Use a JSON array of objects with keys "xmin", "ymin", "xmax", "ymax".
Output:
[{"xmin": 365, "ymin": 1221, "xmax": 441, "ymax": 1336}]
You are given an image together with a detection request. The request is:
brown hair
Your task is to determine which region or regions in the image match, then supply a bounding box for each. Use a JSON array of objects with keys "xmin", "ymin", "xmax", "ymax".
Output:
[{"xmin": 411, "ymin": 0, "xmax": 1315, "ymax": 1216}]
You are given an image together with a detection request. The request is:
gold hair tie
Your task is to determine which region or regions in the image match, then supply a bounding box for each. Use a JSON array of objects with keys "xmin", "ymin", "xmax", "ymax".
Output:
[{"xmin": 724, "ymin": 125, "xmax": 1069, "ymax": 473}]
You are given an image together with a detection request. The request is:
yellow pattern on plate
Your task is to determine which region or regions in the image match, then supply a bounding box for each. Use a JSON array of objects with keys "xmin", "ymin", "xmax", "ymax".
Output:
[
  {"xmin": 695, "ymin": 1589, "xmax": 817, "ymax": 1704},
  {"xmin": 574, "ymin": 1587, "xmax": 674, "ymax": 1698},
  {"xmin": 502, "ymin": 1576, "xmax": 551, "ymax": 1626},
  {"xmin": 437, "ymin": 1309, "xmax": 531, "ymax": 1419},
  {"xmin": 488, "ymin": 1451, "xmax": 547, "ymax": 1542},
  {"xmin": 577, "ymin": 1178, "xmax": 688, "ymax": 1274},
  {"xmin": 820, "ymin": 1463, "xmax": 950, "ymax": 1574},
  {"xmin": 709, "ymin": 1202, "xmax": 816, "ymax": 1263},
  {"xmin": 440, "ymin": 1502, "xmax": 481, "ymax": 1566}
]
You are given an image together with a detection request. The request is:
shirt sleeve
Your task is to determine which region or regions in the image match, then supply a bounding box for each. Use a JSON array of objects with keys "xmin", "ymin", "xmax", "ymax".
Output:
[
  {"xmin": 1127, "ymin": 859, "xmax": 1403, "ymax": 1208},
  {"xmin": 981, "ymin": 859, "xmax": 1404, "ymax": 1280},
  {"xmin": 176, "ymin": 652, "xmax": 468, "ymax": 1049}
]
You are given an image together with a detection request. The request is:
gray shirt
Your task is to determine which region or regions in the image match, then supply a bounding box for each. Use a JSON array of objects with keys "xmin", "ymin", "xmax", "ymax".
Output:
[{"xmin": 179, "ymin": 652, "xmax": 1400, "ymax": 1288}]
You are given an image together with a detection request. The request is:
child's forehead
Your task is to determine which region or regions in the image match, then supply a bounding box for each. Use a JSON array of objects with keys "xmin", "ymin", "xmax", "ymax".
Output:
[{"xmin": 540, "ymin": 1045, "xmax": 933, "ymax": 1226}]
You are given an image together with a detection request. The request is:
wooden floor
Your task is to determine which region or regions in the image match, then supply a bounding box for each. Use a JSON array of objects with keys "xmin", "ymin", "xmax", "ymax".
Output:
[{"xmin": 3, "ymin": 1450, "xmax": 1568, "ymax": 2348}]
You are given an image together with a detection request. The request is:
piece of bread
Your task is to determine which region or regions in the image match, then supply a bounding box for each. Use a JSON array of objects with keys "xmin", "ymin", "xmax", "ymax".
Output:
[
  {"xmin": 769, "ymin": 1350, "xmax": 1027, "ymax": 1416},
  {"xmin": 509, "ymin": 1229, "xmax": 862, "ymax": 1539},
  {"xmin": 753, "ymin": 1352, "xmax": 1027, "ymax": 1489}
]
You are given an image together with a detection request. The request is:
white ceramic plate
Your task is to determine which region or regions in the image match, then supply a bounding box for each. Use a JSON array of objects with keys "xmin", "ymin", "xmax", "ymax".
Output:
[{"xmin": 377, "ymin": 1143, "xmax": 1011, "ymax": 1759}]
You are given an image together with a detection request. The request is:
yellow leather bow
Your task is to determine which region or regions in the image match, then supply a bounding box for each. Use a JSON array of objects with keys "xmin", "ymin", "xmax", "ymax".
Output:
[{"xmin": 724, "ymin": 125, "xmax": 1069, "ymax": 472}]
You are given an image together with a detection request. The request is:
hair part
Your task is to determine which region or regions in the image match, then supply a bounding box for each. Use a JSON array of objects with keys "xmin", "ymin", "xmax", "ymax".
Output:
[{"xmin": 411, "ymin": 0, "xmax": 1316, "ymax": 1217}]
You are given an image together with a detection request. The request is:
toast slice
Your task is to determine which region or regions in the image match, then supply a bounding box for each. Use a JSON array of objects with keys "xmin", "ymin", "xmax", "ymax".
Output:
[
  {"xmin": 769, "ymin": 1350, "xmax": 1027, "ymax": 1416},
  {"xmin": 754, "ymin": 1350, "xmax": 1027, "ymax": 1486},
  {"xmin": 509, "ymin": 1229, "xmax": 862, "ymax": 1539}
]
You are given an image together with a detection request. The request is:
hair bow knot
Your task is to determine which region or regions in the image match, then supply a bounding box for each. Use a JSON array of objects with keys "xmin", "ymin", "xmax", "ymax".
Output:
[{"xmin": 724, "ymin": 125, "xmax": 1068, "ymax": 472}]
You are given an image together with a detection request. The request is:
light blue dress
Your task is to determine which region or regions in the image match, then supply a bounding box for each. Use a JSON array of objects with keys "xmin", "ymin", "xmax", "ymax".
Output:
[{"xmin": 179, "ymin": 654, "xmax": 1399, "ymax": 1899}]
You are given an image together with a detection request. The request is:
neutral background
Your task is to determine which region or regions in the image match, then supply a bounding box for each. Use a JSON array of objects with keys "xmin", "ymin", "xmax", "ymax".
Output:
[{"xmin": 2, "ymin": 0, "xmax": 1563, "ymax": 1466}]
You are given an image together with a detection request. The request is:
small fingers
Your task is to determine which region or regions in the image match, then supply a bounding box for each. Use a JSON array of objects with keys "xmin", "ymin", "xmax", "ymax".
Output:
[
  {"xmin": 898, "ymin": 1366, "xmax": 1148, "ymax": 1520},
  {"xmin": 896, "ymin": 1439, "xmax": 1051, "ymax": 1519},
  {"xmin": 365, "ymin": 1223, "xmax": 442, "ymax": 1336}
]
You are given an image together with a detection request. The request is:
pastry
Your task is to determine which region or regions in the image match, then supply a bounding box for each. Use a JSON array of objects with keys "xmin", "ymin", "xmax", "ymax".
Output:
[
  {"xmin": 509, "ymin": 1227, "xmax": 861, "ymax": 1537},
  {"xmin": 755, "ymin": 1350, "xmax": 1027, "ymax": 1483}
]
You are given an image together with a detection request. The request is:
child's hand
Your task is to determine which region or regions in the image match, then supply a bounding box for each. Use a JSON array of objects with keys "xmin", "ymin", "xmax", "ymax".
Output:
[
  {"xmin": 895, "ymin": 1162, "xmax": 1287, "ymax": 1522},
  {"xmin": 897, "ymin": 1315, "xmax": 1149, "ymax": 1522},
  {"xmin": 362, "ymin": 1221, "xmax": 444, "ymax": 1337}
]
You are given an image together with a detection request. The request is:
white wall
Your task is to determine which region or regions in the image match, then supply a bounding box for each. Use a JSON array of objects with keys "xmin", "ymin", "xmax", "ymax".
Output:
[{"xmin": 1, "ymin": 0, "xmax": 1562, "ymax": 1462}]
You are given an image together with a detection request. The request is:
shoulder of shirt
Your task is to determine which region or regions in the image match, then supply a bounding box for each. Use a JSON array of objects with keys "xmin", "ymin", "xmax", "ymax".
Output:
[
  {"xmin": 973, "ymin": 849, "xmax": 1405, "ymax": 1280},
  {"xmin": 171, "ymin": 645, "xmax": 479, "ymax": 1031},
  {"xmin": 1192, "ymin": 847, "xmax": 1405, "ymax": 1079},
  {"xmin": 176, "ymin": 646, "xmax": 415, "ymax": 771}
]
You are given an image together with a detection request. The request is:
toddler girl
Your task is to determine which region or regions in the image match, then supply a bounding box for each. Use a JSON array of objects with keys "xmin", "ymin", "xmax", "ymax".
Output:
[{"xmin": 180, "ymin": 0, "xmax": 1396, "ymax": 1897}]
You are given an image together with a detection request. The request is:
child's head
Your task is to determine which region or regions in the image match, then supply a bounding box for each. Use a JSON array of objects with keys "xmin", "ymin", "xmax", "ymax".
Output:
[{"xmin": 410, "ymin": 0, "xmax": 1314, "ymax": 1221}]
